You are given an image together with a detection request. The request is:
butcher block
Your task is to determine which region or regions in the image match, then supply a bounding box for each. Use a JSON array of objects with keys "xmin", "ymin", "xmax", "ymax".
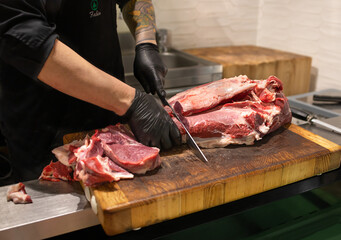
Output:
[
  {"xmin": 184, "ymin": 45, "xmax": 312, "ymax": 96},
  {"xmin": 63, "ymin": 124, "xmax": 341, "ymax": 236}
]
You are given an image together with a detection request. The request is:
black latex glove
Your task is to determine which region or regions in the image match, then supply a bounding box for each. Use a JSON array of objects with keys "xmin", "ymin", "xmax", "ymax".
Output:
[
  {"xmin": 122, "ymin": 89, "xmax": 181, "ymax": 150},
  {"xmin": 134, "ymin": 43, "xmax": 167, "ymax": 99}
]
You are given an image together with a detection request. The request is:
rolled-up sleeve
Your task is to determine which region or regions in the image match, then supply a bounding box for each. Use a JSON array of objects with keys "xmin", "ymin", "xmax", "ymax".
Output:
[{"xmin": 0, "ymin": 0, "xmax": 58, "ymax": 80}]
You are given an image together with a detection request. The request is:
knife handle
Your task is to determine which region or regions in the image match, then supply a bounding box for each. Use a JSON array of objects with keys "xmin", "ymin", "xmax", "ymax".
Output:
[
  {"xmin": 313, "ymin": 94, "xmax": 341, "ymax": 102},
  {"xmin": 290, "ymin": 107, "xmax": 313, "ymax": 121},
  {"xmin": 159, "ymin": 96, "xmax": 169, "ymax": 107}
]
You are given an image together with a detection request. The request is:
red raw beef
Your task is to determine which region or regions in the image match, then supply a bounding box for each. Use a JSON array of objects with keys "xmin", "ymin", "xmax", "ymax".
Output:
[
  {"xmin": 39, "ymin": 160, "xmax": 73, "ymax": 182},
  {"xmin": 167, "ymin": 75, "xmax": 257, "ymax": 116},
  {"xmin": 95, "ymin": 125, "xmax": 161, "ymax": 174},
  {"xmin": 7, "ymin": 182, "xmax": 32, "ymax": 204},
  {"xmin": 168, "ymin": 75, "xmax": 292, "ymax": 148}
]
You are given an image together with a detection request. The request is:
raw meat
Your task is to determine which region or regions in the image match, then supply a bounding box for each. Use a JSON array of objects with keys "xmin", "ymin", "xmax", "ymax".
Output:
[
  {"xmin": 168, "ymin": 75, "xmax": 292, "ymax": 148},
  {"xmin": 95, "ymin": 125, "xmax": 161, "ymax": 174},
  {"xmin": 42, "ymin": 124, "xmax": 161, "ymax": 186},
  {"xmin": 74, "ymin": 155, "xmax": 133, "ymax": 186},
  {"xmin": 70, "ymin": 133, "xmax": 136, "ymax": 186},
  {"xmin": 51, "ymin": 139, "xmax": 85, "ymax": 166},
  {"xmin": 167, "ymin": 75, "xmax": 257, "ymax": 116},
  {"xmin": 39, "ymin": 160, "xmax": 73, "ymax": 182},
  {"xmin": 73, "ymin": 136, "xmax": 104, "ymax": 164},
  {"xmin": 7, "ymin": 182, "xmax": 32, "ymax": 204}
]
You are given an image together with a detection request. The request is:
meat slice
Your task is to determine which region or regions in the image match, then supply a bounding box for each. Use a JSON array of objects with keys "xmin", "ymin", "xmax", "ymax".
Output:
[
  {"xmin": 102, "ymin": 143, "xmax": 161, "ymax": 174},
  {"xmin": 96, "ymin": 125, "xmax": 161, "ymax": 174},
  {"xmin": 74, "ymin": 155, "xmax": 133, "ymax": 186},
  {"xmin": 39, "ymin": 160, "xmax": 73, "ymax": 182},
  {"xmin": 7, "ymin": 182, "xmax": 32, "ymax": 204},
  {"xmin": 170, "ymin": 76, "xmax": 292, "ymax": 148},
  {"xmin": 167, "ymin": 75, "xmax": 257, "ymax": 116}
]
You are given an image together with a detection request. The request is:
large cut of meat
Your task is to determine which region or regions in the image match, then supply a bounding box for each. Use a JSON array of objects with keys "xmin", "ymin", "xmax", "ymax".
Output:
[
  {"xmin": 42, "ymin": 124, "xmax": 160, "ymax": 186},
  {"xmin": 7, "ymin": 182, "xmax": 32, "ymax": 204},
  {"xmin": 168, "ymin": 75, "xmax": 292, "ymax": 148}
]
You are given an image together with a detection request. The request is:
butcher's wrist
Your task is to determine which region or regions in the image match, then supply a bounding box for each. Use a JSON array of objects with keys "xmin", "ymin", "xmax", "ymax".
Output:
[
  {"xmin": 120, "ymin": 89, "xmax": 142, "ymax": 122},
  {"xmin": 136, "ymin": 39, "xmax": 157, "ymax": 45},
  {"xmin": 135, "ymin": 29, "xmax": 156, "ymax": 45},
  {"xmin": 115, "ymin": 88, "xmax": 136, "ymax": 116}
]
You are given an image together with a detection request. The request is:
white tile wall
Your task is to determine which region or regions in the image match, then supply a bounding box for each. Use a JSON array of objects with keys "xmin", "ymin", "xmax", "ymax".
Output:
[
  {"xmin": 117, "ymin": 0, "xmax": 259, "ymax": 48},
  {"xmin": 117, "ymin": 0, "xmax": 341, "ymax": 92},
  {"xmin": 258, "ymin": 0, "xmax": 341, "ymax": 91},
  {"xmin": 154, "ymin": 0, "xmax": 259, "ymax": 49}
]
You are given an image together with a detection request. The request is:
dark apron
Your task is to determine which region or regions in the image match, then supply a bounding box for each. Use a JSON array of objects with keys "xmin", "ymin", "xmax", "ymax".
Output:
[{"xmin": 0, "ymin": 0, "xmax": 125, "ymax": 181}]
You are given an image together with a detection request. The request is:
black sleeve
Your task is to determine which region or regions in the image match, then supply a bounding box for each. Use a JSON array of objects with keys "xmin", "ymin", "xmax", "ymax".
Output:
[
  {"xmin": 116, "ymin": 0, "xmax": 131, "ymax": 11},
  {"xmin": 0, "ymin": 0, "xmax": 58, "ymax": 80}
]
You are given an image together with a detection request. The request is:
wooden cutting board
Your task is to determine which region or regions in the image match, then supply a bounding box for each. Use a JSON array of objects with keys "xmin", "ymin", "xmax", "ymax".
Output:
[
  {"xmin": 63, "ymin": 124, "xmax": 341, "ymax": 236},
  {"xmin": 184, "ymin": 45, "xmax": 312, "ymax": 96}
]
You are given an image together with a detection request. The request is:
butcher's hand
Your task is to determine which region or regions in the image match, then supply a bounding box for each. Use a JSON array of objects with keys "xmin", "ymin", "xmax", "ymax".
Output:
[
  {"xmin": 122, "ymin": 89, "xmax": 181, "ymax": 150},
  {"xmin": 134, "ymin": 43, "xmax": 167, "ymax": 99}
]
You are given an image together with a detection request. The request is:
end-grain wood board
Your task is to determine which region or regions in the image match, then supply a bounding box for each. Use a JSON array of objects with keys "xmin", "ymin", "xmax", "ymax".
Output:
[{"xmin": 63, "ymin": 124, "xmax": 341, "ymax": 236}]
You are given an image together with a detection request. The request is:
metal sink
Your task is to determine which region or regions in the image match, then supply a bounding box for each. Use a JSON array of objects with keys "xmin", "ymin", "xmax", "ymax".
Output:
[
  {"xmin": 123, "ymin": 51, "xmax": 199, "ymax": 70},
  {"xmin": 123, "ymin": 48, "xmax": 222, "ymax": 97},
  {"xmin": 120, "ymin": 39, "xmax": 221, "ymax": 98}
]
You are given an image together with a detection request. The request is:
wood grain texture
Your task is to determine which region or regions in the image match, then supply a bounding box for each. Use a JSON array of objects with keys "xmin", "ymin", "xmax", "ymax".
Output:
[
  {"xmin": 63, "ymin": 124, "xmax": 341, "ymax": 236},
  {"xmin": 184, "ymin": 45, "xmax": 312, "ymax": 96}
]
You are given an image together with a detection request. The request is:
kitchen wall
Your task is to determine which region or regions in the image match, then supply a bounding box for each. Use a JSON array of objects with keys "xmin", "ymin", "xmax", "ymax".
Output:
[
  {"xmin": 257, "ymin": 0, "xmax": 341, "ymax": 91},
  {"xmin": 117, "ymin": 0, "xmax": 259, "ymax": 48},
  {"xmin": 117, "ymin": 0, "xmax": 341, "ymax": 92},
  {"xmin": 153, "ymin": 0, "xmax": 259, "ymax": 49}
]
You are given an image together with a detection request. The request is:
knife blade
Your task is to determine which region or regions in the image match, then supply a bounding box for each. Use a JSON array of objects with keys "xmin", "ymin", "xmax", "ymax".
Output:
[
  {"xmin": 159, "ymin": 96, "xmax": 209, "ymax": 163},
  {"xmin": 291, "ymin": 107, "xmax": 341, "ymax": 135}
]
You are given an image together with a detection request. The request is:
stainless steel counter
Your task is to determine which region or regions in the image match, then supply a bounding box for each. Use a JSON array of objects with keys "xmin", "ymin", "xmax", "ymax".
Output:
[{"xmin": 0, "ymin": 180, "xmax": 99, "ymax": 239}]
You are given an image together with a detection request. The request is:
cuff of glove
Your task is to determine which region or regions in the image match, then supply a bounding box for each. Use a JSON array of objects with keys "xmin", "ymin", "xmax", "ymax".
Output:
[
  {"xmin": 135, "ymin": 42, "xmax": 159, "ymax": 53},
  {"xmin": 120, "ymin": 89, "xmax": 143, "ymax": 123}
]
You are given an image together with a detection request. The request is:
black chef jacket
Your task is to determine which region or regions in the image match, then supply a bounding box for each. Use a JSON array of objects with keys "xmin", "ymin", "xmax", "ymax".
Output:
[{"xmin": 0, "ymin": 0, "xmax": 130, "ymax": 181}]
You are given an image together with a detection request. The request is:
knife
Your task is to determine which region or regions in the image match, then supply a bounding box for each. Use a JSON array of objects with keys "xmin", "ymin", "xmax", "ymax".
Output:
[
  {"xmin": 159, "ymin": 95, "xmax": 209, "ymax": 163},
  {"xmin": 291, "ymin": 107, "xmax": 341, "ymax": 135}
]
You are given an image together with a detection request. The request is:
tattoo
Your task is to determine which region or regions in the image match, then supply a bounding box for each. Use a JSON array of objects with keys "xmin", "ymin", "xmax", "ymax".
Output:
[{"xmin": 122, "ymin": 0, "xmax": 157, "ymax": 45}]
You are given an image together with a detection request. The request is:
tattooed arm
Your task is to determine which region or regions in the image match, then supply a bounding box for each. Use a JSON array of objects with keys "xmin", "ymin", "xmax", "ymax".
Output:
[
  {"xmin": 122, "ymin": 0, "xmax": 167, "ymax": 98},
  {"xmin": 122, "ymin": 0, "xmax": 157, "ymax": 45}
]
